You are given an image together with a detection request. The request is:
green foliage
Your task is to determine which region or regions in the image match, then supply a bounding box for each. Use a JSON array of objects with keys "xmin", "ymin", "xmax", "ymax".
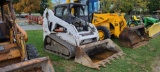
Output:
[
  {"xmin": 12, "ymin": 0, "xmax": 19, "ymax": 4},
  {"xmin": 53, "ymin": 0, "xmax": 63, "ymax": 6},
  {"xmin": 13, "ymin": 0, "xmax": 41, "ymax": 14},
  {"xmin": 39, "ymin": 0, "xmax": 54, "ymax": 15},
  {"xmin": 101, "ymin": 0, "xmax": 149, "ymax": 14},
  {"xmin": 147, "ymin": 0, "xmax": 160, "ymax": 12}
]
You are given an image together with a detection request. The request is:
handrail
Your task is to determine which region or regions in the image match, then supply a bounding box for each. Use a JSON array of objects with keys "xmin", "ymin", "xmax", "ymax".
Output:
[{"xmin": 15, "ymin": 23, "xmax": 28, "ymax": 42}]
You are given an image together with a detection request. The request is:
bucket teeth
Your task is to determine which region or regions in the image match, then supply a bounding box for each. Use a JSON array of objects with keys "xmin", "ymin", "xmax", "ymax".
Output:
[
  {"xmin": 98, "ymin": 62, "xmax": 106, "ymax": 67},
  {"xmin": 107, "ymin": 61, "xmax": 111, "ymax": 64},
  {"xmin": 95, "ymin": 67, "xmax": 100, "ymax": 70},
  {"xmin": 116, "ymin": 52, "xmax": 124, "ymax": 56},
  {"xmin": 115, "ymin": 56, "xmax": 120, "ymax": 59},
  {"xmin": 101, "ymin": 63, "xmax": 106, "ymax": 67},
  {"xmin": 113, "ymin": 55, "xmax": 119, "ymax": 59},
  {"xmin": 97, "ymin": 53, "xmax": 125, "ymax": 69},
  {"xmin": 112, "ymin": 59, "xmax": 116, "ymax": 62},
  {"xmin": 110, "ymin": 57, "xmax": 115, "ymax": 61}
]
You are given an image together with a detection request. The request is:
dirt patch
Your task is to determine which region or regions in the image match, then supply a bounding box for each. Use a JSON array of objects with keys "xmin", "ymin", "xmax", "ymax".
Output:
[{"xmin": 152, "ymin": 57, "xmax": 160, "ymax": 72}]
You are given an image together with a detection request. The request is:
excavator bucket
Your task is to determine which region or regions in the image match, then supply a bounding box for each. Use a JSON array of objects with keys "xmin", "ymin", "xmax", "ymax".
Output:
[
  {"xmin": 119, "ymin": 25, "xmax": 149, "ymax": 49},
  {"xmin": 148, "ymin": 22, "xmax": 160, "ymax": 38},
  {"xmin": 0, "ymin": 57, "xmax": 54, "ymax": 72},
  {"xmin": 75, "ymin": 39, "xmax": 125, "ymax": 70}
]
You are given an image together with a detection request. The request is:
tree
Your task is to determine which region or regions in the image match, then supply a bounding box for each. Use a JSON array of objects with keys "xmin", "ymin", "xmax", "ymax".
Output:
[
  {"xmin": 132, "ymin": 0, "xmax": 149, "ymax": 14},
  {"xmin": 39, "ymin": 0, "xmax": 64, "ymax": 15},
  {"xmin": 101, "ymin": 0, "xmax": 134, "ymax": 13},
  {"xmin": 39, "ymin": 0, "xmax": 54, "ymax": 15},
  {"xmin": 53, "ymin": 0, "xmax": 63, "ymax": 6},
  {"xmin": 12, "ymin": 0, "xmax": 19, "ymax": 4},
  {"xmin": 101, "ymin": 0, "xmax": 149, "ymax": 14},
  {"xmin": 14, "ymin": 0, "xmax": 41, "ymax": 15},
  {"xmin": 14, "ymin": 2, "xmax": 23, "ymax": 14},
  {"xmin": 147, "ymin": 0, "xmax": 160, "ymax": 13},
  {"xmin": 118, "ymin": 0, "xmax": 134, "ymax": 14},
  {"xmin": 101, "ymin": 0, "xmax": 113, "ymax": 13}
]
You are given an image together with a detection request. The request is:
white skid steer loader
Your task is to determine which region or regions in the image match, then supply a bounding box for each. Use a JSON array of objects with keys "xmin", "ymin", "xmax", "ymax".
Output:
[{"xmin": 43, "ymin": 3, "xmax": 125, "ymax": 70}]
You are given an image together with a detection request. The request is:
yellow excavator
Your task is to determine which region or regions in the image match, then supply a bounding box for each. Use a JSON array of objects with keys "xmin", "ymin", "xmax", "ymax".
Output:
[
  {"xmin": 0, "ymin": 0, "xmax": 54, "ymax": 72},
  {"xmin": 66, "ymin": 0, "xmax": 149, "ymax": 49}
]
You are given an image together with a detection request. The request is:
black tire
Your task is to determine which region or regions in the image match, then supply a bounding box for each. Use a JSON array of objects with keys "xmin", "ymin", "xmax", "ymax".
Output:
[
  {"xmin": 97, "ymin": 26, "xmax": 111, "ymax": 40},
  {"xmin": 26, "ymin": 44, "xmax": 39, "ymax": 60}
]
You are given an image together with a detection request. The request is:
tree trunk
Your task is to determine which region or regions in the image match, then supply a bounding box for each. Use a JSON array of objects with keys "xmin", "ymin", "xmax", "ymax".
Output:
[{"xmin": 29, "ymin": 12, "xmax": 31, "ymax": 15}]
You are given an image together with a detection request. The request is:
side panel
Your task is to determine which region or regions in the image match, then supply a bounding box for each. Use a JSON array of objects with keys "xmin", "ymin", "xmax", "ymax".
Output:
[{"xmin": 92, "ymin": 13, "xmax": 127, "ymax": 38}]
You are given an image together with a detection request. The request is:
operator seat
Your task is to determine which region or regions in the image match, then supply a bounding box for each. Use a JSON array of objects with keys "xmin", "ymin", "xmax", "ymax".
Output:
[{"xmin": 0, "ymin": 21, "xmax": 9, "ymax": 42}]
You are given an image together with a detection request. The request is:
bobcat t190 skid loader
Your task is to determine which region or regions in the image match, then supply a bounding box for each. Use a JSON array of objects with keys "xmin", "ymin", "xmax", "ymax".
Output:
[
  {"xmin": 43, "ymin": 3, "xmax": 125, "ymax": 70},
  {"xmin": 0, "ymin": 0, "xmax": 54, "ymax": 72}
]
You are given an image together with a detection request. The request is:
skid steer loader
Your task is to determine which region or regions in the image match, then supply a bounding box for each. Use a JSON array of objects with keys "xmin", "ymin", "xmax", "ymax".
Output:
[
  {"xmin": 0, "ymin": 0, "xmax": 54, "ymax": 72},
  {"xmin": 43, "ymin": 3, "xmax": 125, "ymax": 70}
]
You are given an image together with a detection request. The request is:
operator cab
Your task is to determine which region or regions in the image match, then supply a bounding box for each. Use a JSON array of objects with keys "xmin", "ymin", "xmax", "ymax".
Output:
[
  {"xmin": 0, "ymin": 1, "xmax": 12, "ymax": 42},
  {"xmin": 54, "ymin": 3, "xmax": 89, "ymax": 32}
]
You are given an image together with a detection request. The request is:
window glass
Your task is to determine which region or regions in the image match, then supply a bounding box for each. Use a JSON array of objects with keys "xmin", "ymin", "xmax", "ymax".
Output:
[
  {"xmin": 79, "ymin": 7, "xmax": 83, "ymax": 16},
  {"xmin": 63, "ymin": 8, "xmax": 68, "ymax": 16},
  {"xmin": 88, "ymin": 0, "xmax": 100, "ymax": 13},
  {"xmin": 55, "ymin": 6, "xmax": 68, "ymax": 17},
  {"xmin": 73, "ymin": 6, "xmax": 87, "ymax": 17},
  {"xmin": 55, "ymin": 7, "xmax": 63, "ymax": 17}
]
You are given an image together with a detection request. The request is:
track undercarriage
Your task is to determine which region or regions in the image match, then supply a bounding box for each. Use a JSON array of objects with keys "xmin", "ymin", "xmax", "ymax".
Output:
[{"xmin": 44, "ymin": 34, "xmax": 125, "ymax": 69}]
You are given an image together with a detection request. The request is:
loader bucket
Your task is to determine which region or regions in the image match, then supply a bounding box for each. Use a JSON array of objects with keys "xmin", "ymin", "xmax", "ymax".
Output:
[
  {"xmin": 148, "ymin": 22, "xmax": 160, "ymax": 38},
  {"xmin": 75, "ymin": 39, "xmax": 125, "ymax": 70},
  {"xmin": 0, "ymin": 57, "xmax": 54, "ymax": 72},
  {"xmin": 119, "ymin": 25, "xmax": 149, "ymax": 49}
]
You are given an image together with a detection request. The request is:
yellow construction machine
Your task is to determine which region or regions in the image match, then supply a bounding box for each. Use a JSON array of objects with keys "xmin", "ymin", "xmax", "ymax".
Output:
[
  {"xmin": 89, "ymin": 0, "xmax": 149, "ymax": 48},
  {"xmin": 92, "ymin": 13, "xmax": 127, "ymax": 38},
  {"xmin": 0, "ymin": 0, "xmax": 54, "ymax": 72},
  {"xmin": 66, "ymin": 0, "xmax": 149, "ymax": 49},
  {"xmin": 93, "ymin": 13, "xmax": 149, "ymax": 48},
  {"xmin": 43, "ymin": 1, "xmax": 125, "ymax": 70}
]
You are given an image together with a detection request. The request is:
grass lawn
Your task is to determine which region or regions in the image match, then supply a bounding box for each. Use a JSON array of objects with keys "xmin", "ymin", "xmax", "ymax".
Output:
[{"xmin": 26, "ymin": 30, "xmax": 160, "ymax": 72}]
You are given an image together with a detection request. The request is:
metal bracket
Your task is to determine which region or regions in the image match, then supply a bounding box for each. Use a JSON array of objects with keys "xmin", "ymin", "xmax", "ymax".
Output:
[{"xmin": 0, "ymin": 46, "xmax": 4, "ymax": 51}]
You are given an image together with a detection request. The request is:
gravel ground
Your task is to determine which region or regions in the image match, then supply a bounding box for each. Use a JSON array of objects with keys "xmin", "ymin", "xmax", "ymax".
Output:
[
  {"xmin": 20, "ymin": 25, "xmax": 43, "ymax": 30},
  {"xmin": 16, "ymin": 18, "xmax": 43, "ymax": 30}
]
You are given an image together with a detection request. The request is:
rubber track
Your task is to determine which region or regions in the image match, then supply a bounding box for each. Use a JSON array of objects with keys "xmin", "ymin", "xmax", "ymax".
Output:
[{"xmin": 44, "ymin": 34, "xmax": 75, "ymax": 59}]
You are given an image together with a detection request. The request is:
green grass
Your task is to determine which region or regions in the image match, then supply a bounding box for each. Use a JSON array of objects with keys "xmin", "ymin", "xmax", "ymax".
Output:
[{"xmin": 26, "ymin": 30, "xmax": 160, "ymax": 72}]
